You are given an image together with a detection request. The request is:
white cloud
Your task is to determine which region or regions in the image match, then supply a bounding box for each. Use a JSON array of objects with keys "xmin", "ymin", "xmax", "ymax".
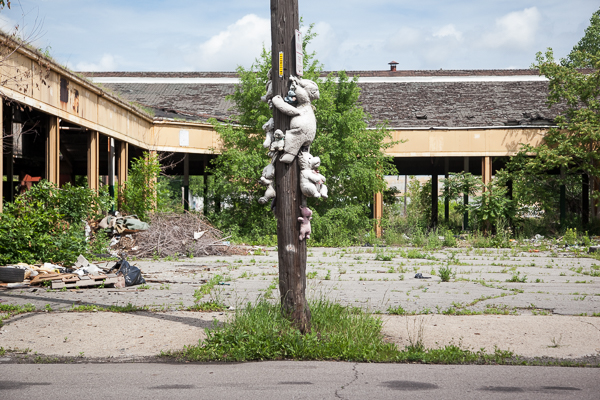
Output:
[
  {"xmin": 386, "ymin": 26, "xmax": 421, "ymax": 50},
  {"xmin": 481, "ymin": 7, "xmax": 541, "ymax": 50},
  {"xmin": 76, "ymin": 54, "xmax": 118, "ymax": 71},
  {"xmin": 433, "ymin": 24, "xmax": 462, "ymax": 41},
  {"xmin": 184, "ymin": 14, "xmax": 270, "ymax": 70}
]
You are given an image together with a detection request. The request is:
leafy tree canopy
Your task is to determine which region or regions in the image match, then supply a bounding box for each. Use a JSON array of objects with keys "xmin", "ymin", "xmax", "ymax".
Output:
[
  {"xmin": 501, "ymin": 7, "xmax": 600, "ymax": 230},
  {"xmin": 563, "ymin": 8, "xmax": 600, "ymax": 68},
  {"xmin": 208, "ymin": 24, "xmax": 397, "ymax": 242}
]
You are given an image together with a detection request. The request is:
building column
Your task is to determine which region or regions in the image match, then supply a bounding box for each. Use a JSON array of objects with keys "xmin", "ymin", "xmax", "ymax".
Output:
[
  {"xmin": 87, "ymin": 131, "xmax": 99, "ymax": 192},
  {"xmin": 203, "ymin": 155, "xmax": 209, "ymax": 215},
  {"xmin": 373, "ymin": 191, "xmax": 383, "ymax": 238},
  {"xmin": 444, "ymin": 157, "xmax": 449, "ymax": 224},
  {"xmin": 592, "ymin": 175, "xmax": 600, "ymax": 221},
  {"xmin": 481, "ymin": 156, "xmax": 492, "ymax": 186},
  {"xmin": 148, "ymin": 150, "xmax": 158, "ymax": 209},
  {"xmin": 0, "ymin": 102, "xmax": 3, "ymax": 213},
  {"xmin": 431, "ymin": 174, "xmax": 438, "ymax": 228},
  {"xmin": 463, "ymin": 157, "xmax": 469, "ymax": 231},
  {"xmin": 560, "ymin": 167, "xmax": 566, "ymax": 227},
  {"xmin": 183, "ymin": 153, "xmax": 190, "ymax": 211},
  {"xmin": 108, "ymin": 138, "xmax": 115, "ymax": 209},
  {"xmin": 117, "ymin": 140, "xmax": 128, "ymax": 210},
  {"xmin": 45, "ymin": 116, "xmax": 60, "ymax": 185},
  {"xmin": 582, "ymin": 173, "xmax": 589, "ymax": 227}
]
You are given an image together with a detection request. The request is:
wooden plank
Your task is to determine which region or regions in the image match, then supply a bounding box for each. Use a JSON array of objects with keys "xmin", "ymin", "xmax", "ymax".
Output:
[{"xmin": 51, "ymin": 277, "xmax": 118, "ymax": 289}]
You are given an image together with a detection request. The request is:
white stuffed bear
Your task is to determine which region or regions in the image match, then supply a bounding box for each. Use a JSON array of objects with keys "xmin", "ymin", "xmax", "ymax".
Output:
[
  {"xmin": 298, "ymin": 152, "xmax": 328, "ymax": 199},
  {"xmin": 270, "ymin": 76, "xmax": 320, "ymax": 163},
  {"xmin": 270, "ymin": 129, "xmax": 285, "ymax": 152},
  {"xmin": 262, "ymin": 118, "xmax": 274, "ymax": 149}
]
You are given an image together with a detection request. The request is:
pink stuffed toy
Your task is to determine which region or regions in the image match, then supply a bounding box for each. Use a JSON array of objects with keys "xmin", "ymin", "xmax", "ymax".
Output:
[{"xmin": 298, "ymin": 206, "xmax": 312, "ymax": 241}]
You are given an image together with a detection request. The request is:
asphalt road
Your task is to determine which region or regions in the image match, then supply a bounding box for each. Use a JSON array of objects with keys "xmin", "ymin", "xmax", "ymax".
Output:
[{"xmin": 0, "ymin": 362, "xmax": 597, "ymax": 399}]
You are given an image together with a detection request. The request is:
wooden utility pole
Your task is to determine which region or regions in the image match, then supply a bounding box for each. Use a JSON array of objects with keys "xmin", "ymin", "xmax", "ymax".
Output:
[{"xmin": 271, "ymin": 0, "xmax": 311, "ymax": 332}]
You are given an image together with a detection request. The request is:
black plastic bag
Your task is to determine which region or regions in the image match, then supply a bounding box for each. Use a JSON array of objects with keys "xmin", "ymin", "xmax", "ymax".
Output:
[{"xmin": 113, "ymin": 259, "xmax": 146, "ymax": 286}]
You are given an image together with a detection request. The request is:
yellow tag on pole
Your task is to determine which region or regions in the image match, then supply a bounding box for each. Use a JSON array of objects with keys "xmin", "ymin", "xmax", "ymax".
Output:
[{"xmin": 278, "ymin": 51, "xmax": 284, "ymax": 77}]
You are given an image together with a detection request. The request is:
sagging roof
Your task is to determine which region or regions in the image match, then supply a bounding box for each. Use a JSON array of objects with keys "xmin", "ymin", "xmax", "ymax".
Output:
[{"xmin": 80, "ymin": 69, "xmax": 563, "ymax": 128}]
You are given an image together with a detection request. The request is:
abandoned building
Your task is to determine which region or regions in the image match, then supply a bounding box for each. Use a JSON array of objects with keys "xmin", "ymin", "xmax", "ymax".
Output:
[{"xmin": 1, "ymin": 32, "xmax": 584, "ymax": 233}]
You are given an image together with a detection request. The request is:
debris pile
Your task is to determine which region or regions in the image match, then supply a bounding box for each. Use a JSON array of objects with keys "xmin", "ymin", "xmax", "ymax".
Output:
[
  {"xmin": 126, "ymin": 212, "xmax": 234, "ymax": 258},
  {"xmin": 0, "ymin": 255, "xmax": 145, "ymax": 289}
]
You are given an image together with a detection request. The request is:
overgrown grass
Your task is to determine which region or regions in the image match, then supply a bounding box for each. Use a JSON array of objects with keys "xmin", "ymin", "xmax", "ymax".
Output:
[{"xmin": 164, "ymin": 299, "xmax": 515, "ymax": 364}]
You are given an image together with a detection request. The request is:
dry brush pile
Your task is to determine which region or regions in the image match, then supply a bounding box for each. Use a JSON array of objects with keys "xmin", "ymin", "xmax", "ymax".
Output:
[{"xmin": 126, "ymin": 213, "xmax": 236, "ymax": 258}]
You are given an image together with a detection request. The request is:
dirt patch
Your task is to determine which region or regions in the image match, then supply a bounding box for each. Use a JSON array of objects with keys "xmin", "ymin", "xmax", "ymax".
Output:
[
  {"xmin": 381, "ymin": 314, "xmax": 600, "ymax": 359},
  {"xmin": 0, "ymin": 311, "xmax": 226, "ymax": 358}
]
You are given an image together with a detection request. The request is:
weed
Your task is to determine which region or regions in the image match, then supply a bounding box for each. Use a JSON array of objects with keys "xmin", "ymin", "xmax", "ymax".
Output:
[
  {"xmin": 548, "ymin": 334, "xmax": 562, "ymax": 348},
  {"xmin": 438, "ymin": 265, "xmax": 454, "ymax": 282},
  {"xmin": 387, "ymin": 305, "xmax": 407, "ymax": 315},
  {"xmin": 506, "ymin": 272, "xmax": 527, "ymax": 283},
  {"xmin": 307, "ymin": 271, "xmax": 318, "ymax": 279},
  {"xmin": 188, "ymin": 301, "xmax": 227, "ymax": 312}
]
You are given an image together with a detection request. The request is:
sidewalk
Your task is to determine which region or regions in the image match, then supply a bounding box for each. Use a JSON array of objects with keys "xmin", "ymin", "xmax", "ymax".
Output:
[{"xmin": 1, "ymin": 246, "xmax": 599, "ymax": 361}]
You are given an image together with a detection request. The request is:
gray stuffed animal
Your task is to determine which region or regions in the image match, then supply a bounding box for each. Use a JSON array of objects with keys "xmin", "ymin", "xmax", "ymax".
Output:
[{"xmin": 270, "ymin": 76, "xmax": 320, "ymax": 163}]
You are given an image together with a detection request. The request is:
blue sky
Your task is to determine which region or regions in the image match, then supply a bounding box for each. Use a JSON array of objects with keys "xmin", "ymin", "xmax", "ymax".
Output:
[{"xmin": 0, "ymin": 0, "xmax": 598, "ymax": 72}]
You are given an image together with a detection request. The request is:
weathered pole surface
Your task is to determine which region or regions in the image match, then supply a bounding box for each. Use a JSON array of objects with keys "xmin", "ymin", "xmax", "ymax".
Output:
[{"xmin": 271, "ymin": 0, "xmax": 311, "ymax": 332}]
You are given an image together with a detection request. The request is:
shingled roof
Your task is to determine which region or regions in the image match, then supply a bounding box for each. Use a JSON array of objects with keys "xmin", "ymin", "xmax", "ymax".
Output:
[{"xmin": 82, "ymin": 69, "xmax": 562, "ymax": 127}]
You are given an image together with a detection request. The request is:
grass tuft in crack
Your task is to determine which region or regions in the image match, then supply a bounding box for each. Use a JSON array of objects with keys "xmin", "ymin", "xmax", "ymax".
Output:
[{"xmin": 164, "ymin": 299, "xmax": 515, "ymax": 364}]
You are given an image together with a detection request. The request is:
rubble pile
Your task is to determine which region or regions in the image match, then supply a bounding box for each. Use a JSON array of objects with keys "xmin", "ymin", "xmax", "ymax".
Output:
[{"xmin": 128, "ymin": 212, "xmax": 234, "ymax": 258}]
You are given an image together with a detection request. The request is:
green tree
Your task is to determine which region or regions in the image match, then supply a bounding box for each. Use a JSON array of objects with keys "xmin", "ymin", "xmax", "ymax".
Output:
[
  {"xmin": 119, "ymin": 152, "xmax": 164, "ymax": 221},
  {"xmin": 563, "ymin": 8, "xmax": 600, "ymax": 68},
  {"xmin": 209, "ymin": 25, "xmax": 396, "ymax": 243},
  {"xmin": 501, "ymin": 8, "xmax": 600, "ymax": 230}
]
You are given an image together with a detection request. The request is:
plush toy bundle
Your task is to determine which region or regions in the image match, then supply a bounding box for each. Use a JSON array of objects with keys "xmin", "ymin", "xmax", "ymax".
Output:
[{"xmin": 257, "ymin": 71, "xmax": 326, "ymax": 240}]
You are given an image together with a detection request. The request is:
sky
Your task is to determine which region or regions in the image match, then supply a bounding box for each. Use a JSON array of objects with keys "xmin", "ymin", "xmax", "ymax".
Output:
[{"xmin": 0, "ymin": 0, "xmax": 598, "ymax": 72}]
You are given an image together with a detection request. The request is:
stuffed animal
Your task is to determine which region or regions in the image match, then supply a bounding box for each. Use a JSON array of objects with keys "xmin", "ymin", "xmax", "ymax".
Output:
[
  {"xmin": 298, "ymin": 206, "xmax": 312, "ymax": 241},
  {"xmin": 270, "ymin": 129, "xmax": 285, "ymax": 152},
  {"xmin": 260, "ymin": 69, "xmax": 273, "ymax": 107},
  {"xmin": 260, "ymin": 162, "xmax": 275, "ymax": 186},
  {"xmin": 270, "ymin": 76, "xmax": 320, "ymax": 163},
  {"xmin": 298, "ymin": 152, "xmax": 328, "ymax": 199},
  {"xmin": 258, "ymin": 182, "xmax": 276, "ymax": 205},
  {"xmin": 262, "ymin": 118, "xmax": 274, "ymax": 149}
]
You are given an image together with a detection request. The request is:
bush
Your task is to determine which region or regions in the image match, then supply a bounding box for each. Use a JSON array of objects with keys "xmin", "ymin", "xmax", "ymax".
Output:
[
  {"xmin": 0, "ymin": 181, "xmax": 109, "ymax": 265},
  {"xmin": 310, "ymin": 204, "xmax": 372, "ymax": 246}
]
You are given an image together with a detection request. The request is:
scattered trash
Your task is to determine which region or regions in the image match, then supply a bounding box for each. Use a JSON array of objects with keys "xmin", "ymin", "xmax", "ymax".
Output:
[{"xmin": 98, "ymin": 213, "xmax": 149, "ymax": 235}]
